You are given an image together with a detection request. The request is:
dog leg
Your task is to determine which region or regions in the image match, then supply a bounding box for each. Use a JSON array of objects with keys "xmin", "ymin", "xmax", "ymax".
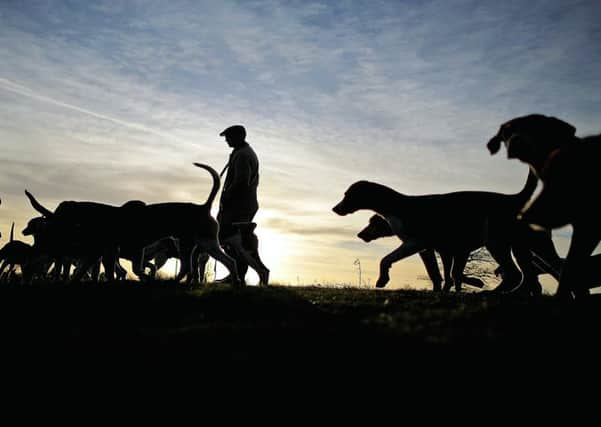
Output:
[
  {"xmin": 132, "ymin": 253, "xmax": 150, "ymax": 281},
  {"xmin": 71, "ymin": 257, "xmax": 98, "ymax": 282},
  {"xmin": 58, "ymin": 258, "xmax": 70, "ymax": 281},
  {"xmin": 511, "ymin": 241, "xmax": 543, "ymax": 297},
  {"xmin": 450, "ymin": 253, "xmax": 469, "ymax": 293},
  {"xmin": 461, "ymin": 276, "xmax": 486, "ymax": 289},
  {"xmin": 529, "ymin": 230, "xmax": 563, "ymax": 276},
  {"xmin": 133, "ymin": 251, "xmax": 159, "ymax": 281},
  {"xmin": 174, "ymin": 242, "xmax": 193, "ymax": 283},
  {"xmin": 377, "ymin": 241, "xmax": 424, "ymax": 288},
  {"xmin": 138, "ymin": 246, "xmax": 147, "ymax": 280},
  {"xmin": 558, "ymin": 224, "xmax": 600, "ymax": 299},
  {"xmin": 102, "ymin": 251, "xmax": 116, "ymax": 282},
  {"xmin": 223, "ymin": 233, "xmax": 270, "ymax": 286},
  {"xmin": 440, "ymin": 252, "xmax": 453, "ymax": 292},
  {"xmin": 486, "ymin": 242, "xmax": 522, "ymax": 293},
  {"xmin": 187, "ymin": 245, "xmax": 200, "ymax": 284},
  {"xmin": 583, "ymin": 253, "xmax": 601, "ymax": 289},
  {"xmin": 144, "ymin": 261, "xmax": 156, "ymax": 280},
  {"xmin": 21, "ymin": 262, "xmax": 33, "ymax": 285},
  {"xmin": 51, "ymin": 257, "xmax": 63, "ymax": 281},
  {"xmin": 5, "ymin": 263, "xmax": 15, "ymax": 283},
  {"xmin": 0, "ymin": 260, "xmax": 7, "ymax": 282},
  {"xmin": 249, "ymin": 249, "xmax": 270, "ymax": 286},
  {"xmin": 152, "ymin": 252, "xmax": 170, "ymax": 275},
  {"xmin": 203, "ymin": 240, "xmax": 241, "ymax": 286},
  {"xmin": 91, "ymin": 258, "xmax": 102, "ymax": 282},
  {"xmin": 533, "ymin": 243, "xmax": 601, "ymax": 290},
  {"xmin": 195, "ymin": 251, "xmax": 210, "ymax": 284},
  {"xmin": 115, "ymin": 261, "xmax": 128, "ymax": 281},
  {"xmin": 419, "ymin": 250, "xmax": 442, "ymax": 292}
]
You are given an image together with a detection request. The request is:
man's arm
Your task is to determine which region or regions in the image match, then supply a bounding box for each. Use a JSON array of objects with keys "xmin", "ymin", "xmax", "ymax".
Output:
[{"xmin": 222, "ymin": 153, "xmax": 252, "ymax": 201}]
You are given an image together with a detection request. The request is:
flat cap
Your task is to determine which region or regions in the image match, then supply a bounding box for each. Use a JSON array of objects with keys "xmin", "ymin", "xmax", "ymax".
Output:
[{"xmin": 219, "ymin": 125, "xmax": 246, "ymax": 139}]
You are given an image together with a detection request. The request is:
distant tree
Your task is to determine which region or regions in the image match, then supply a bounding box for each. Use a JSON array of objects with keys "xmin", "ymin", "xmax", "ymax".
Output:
[
  {"xmin": 416, "ymin": 248, "xmax": 501, "ymax": 287},
  {"xmin": 463, "ymin": 248, "xmax": 500, "ymax": 284}
]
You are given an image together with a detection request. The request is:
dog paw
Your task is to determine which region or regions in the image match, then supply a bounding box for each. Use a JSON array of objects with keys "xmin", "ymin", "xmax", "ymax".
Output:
[
  {"xmin": 376, "ymin": 273, "xmax": 390, "ymax": 288},
  {"xmin": 259, "ymin": 270, "xmax": 270, "ymax": 287},
  {"xmin": 555, "ymin": 289, "xmax": 575, "ymax": 302},
  {"xmin": 527, "ymin": 280, "xmax": 543, "ymax": 297},
  {"xmin": 491, "ymin": 280, "xmax": 519, "ymax": 294}
]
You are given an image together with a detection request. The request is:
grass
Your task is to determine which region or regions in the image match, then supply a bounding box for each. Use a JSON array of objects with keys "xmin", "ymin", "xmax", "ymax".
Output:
[{"xmin": 1, "ymin": 280, "xmax": 600, "ymax": 370}]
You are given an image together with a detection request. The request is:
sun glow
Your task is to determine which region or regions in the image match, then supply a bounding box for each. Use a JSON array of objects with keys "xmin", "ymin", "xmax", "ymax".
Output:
[
  {"xmin": 254, "ymin": 227, "xmax": 289, "ymax": 277},
  {"xmin": 206, "ymin": 226, "xmax": 291, "ymax": 285}
]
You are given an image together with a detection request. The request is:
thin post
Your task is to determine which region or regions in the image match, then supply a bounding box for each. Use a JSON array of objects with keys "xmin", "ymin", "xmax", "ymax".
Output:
[{"xmin": 354, "ymin": 258, "xmax": 362, "ymax": 286}]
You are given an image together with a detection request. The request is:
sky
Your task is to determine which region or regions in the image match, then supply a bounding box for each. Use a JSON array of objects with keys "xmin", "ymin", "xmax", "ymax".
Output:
[{"xmin": 1, "ymin": 0, "xmax": 600, "ymax": 289}]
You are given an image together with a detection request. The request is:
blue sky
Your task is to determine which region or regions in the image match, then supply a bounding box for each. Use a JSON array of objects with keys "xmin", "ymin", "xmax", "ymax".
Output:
[{"xmin": 1, "ymin": 0, "xmax": 600, "ymax": 287}]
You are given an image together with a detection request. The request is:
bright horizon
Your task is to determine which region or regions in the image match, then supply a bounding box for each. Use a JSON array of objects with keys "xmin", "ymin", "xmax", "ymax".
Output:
[{"xmin": 2, "ymin": 1, "xmax": 600, "ymax": 289}]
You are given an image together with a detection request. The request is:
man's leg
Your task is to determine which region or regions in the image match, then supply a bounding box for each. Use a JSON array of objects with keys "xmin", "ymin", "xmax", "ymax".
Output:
[
  {"xmin": 228, "ymin": 242, "xmax": 249, "ymax": 281},
  {"xmin": 232, "ymin": 210, "xmax": 260, "ymax": 281}
]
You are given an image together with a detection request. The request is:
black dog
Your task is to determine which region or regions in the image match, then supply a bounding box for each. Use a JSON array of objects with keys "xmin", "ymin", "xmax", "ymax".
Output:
[
  {"xmin": 333, "ymin": 171, "xmax": 541, "ymax": 294},
  {"xmin": 487, "ymin": 114, "xmax": 601, "ymax": 298},
  {"xmin": 357, "ymin": 214, "xmax": 485, "ymax": 291},
  {"xmin": 23, "ymin": 164, "xmax": 242, "ymax": 285}
]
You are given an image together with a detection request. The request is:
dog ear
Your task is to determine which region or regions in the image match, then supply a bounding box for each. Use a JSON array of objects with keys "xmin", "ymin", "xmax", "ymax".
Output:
[
  {"xmin": 546, "ymin": 116, "xmax": 576, "ymax": 141},
  {"xmin": 487, "ymin": 130, "xmax": 503, "ymax": 155}
]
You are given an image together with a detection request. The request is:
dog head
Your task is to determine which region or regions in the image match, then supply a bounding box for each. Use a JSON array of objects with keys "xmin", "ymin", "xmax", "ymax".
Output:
[
  {"xmin": 333, "ymin": 181, "xmax": 376, "ymax": 216},
  {"xmin": 487, "ymin": 114, "xmax": 576, "ymax": 170},
  {"xmin": 357, "ymin": 215, "xmax": 393, "ymax": 242},
  {"xmin": 22, "ymin": 216, "xmax": 48, "ymax": 236}
]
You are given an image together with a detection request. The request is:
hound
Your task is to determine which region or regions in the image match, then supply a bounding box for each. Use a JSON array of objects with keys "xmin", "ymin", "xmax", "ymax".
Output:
[
  {"xmin": 357, "ymin": 214, "xmax": 485, "ymax": 291},
  {"xmin": 0, "ymin": 223, "xmax": 48, "ymax": 283},
  {"xmin": 24, "ymin": 164, "xmax": 242, "ymax": 285},
  {"xmin": 333, "ymin": 171, "xmax": 541, "ymax": 295},
  {"xmin": 487, "ymin": 114, "xmax": 601, "ymax": 298}
]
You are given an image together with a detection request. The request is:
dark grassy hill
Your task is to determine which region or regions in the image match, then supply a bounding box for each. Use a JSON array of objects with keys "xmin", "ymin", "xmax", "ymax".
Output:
[{"xmin": 1, "ymin": 281, "xmax": 600, "ymax": 372}]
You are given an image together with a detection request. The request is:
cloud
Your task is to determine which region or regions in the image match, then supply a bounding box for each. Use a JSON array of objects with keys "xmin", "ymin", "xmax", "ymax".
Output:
[
  {"xmin": 264, "ymin": 217, "xmax": 356, "ymax": 238},
  {"xmin": 0, "ymin": 78, "xmax": 192, "ymax": 144}
]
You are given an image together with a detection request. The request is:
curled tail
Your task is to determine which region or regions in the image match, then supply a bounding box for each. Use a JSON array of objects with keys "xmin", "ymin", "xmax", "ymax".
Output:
[
  {"xmin": 193, "ymin": 163, "xmax": 221, "ymax": 210},
  {"xmin": 515, "ymin": 169, "xmax": 538, "ymax": 206}
]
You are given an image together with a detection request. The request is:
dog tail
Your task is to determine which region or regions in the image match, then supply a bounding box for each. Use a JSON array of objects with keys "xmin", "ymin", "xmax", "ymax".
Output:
[
  {"xmin": 515, "ymin": 169, "xmax": 538, "ymax": 205},
  {"xmin": 193, "ymin": 163, "xmax": 220, "ymax": 209}
]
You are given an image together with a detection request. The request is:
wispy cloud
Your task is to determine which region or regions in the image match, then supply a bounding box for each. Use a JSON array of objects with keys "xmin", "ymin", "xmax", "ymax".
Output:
[{"xmin": 0, "ymin": 77, "xmax": 193, "ymax": 144}]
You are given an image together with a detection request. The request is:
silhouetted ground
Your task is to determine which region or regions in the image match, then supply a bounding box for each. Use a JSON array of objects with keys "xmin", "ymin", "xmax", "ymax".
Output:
[{"xmin": 1, "ymin": 281, "xmax": 600, "ymax": 373}]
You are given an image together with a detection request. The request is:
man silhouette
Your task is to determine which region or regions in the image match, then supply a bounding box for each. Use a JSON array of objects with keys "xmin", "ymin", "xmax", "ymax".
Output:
[{"xmin": 216, "ymin": 125, "xmax": 268, "ymax": 285}]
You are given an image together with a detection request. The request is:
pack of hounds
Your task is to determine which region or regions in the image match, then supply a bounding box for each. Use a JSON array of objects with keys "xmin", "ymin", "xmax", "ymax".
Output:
[
  {"xmin": 333, "ymin": 114, "xmax": 601, "ymax": 300},
  {"xmin": 2, "ymin": 114, "xmax": 600, "ymax": 299},
  {"xmin": 0, "ymin": 163, "xmax": 268, "ymax": 287}
]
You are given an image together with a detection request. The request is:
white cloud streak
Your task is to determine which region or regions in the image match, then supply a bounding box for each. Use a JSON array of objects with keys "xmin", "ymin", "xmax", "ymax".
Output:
[{"xmin": 0, "ymin": 77, "xmax": 194, "ymax": 145}]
